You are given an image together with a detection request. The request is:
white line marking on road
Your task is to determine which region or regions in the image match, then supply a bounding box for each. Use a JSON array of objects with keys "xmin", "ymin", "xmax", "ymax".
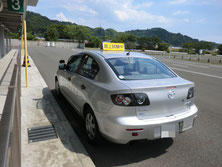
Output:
[
  {"xmin": 170, "ymin": 67, "xmax": 222, "ymax": 79},
  {"xmin": 176, "ymin": 62, "xmax": 209, "ymax": 68},
  {"xmin": 172, "ymin": 64, "xmax": 188, "ymax": 68},
  {"xmin": 165, "ymin": 60, "xmax": 209, "ymax": 68},
  {"xmin": 209, "ymin": 64, "xmax": 222, "ymax": 68}
]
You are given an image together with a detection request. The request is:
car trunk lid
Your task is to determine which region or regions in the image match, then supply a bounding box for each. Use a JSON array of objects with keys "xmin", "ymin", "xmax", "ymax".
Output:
[{"xmin": 120, "ymin": 77, "xmax": 194, "ymax": 119}]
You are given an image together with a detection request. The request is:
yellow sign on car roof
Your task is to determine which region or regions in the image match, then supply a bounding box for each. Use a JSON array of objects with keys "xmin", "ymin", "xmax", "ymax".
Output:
[{"xmin": 102, "ymin": 42, "xmax": 125, "ymax": 51}]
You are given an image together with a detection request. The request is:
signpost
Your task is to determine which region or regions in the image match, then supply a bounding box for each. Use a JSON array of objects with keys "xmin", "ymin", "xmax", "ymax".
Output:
[{"xmin": 7, "ymin": 0, "xmax": 24, "ymax": 13}]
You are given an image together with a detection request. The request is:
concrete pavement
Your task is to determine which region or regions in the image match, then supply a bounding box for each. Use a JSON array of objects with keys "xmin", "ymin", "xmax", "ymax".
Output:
[{"xmin": 20, "ymin": 54, "xmax": 95, "ymax": 167}]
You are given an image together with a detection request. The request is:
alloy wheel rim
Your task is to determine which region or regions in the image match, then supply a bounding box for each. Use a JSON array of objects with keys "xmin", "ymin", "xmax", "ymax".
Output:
[{"xmin": 85, "ymin": 113, "xmax": 96, "ymax": 140}]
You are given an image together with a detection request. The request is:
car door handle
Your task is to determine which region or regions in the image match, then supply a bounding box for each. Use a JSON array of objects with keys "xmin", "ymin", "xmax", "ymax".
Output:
[
  {"xmin": 81, "ymin": 84, "xmax": 86, "ymax": 90},
  {"xmin": 68, "ymin": 77, "xmax": 71, "ymax": 81}
]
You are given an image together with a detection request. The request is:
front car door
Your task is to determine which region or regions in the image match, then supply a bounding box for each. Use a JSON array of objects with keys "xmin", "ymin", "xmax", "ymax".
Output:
[
  {"xmin": 69, "ymin": 55, "xmax": 100, "ymax": 114},
  {"xmin": 62, "ymin": 55, "xmax": 83, "ymax": 109}
]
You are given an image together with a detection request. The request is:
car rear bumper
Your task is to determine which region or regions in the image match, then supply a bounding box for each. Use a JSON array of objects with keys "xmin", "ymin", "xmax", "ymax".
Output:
[{"xmin": 98, "ymin": 105, "xmax": 198, "ymax": 144}]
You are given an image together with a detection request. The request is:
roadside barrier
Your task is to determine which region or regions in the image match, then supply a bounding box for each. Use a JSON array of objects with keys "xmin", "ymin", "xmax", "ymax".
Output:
[
  {"xmin": 145, "ymin": 50, "xmax": 222, "ymax": 64},
  {"xmin": 0, "ymin": 48, "xmax": 21, "ymax": 167}
]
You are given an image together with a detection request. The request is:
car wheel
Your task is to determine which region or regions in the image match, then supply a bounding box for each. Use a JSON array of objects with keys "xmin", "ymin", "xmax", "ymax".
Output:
[
  {"xmin": 85, "ymin": 109, "xmax": 101, "ymax": 144},
  {"xmin": 55, "ymin": 79, "xmax": 61, "ymax": 96}
]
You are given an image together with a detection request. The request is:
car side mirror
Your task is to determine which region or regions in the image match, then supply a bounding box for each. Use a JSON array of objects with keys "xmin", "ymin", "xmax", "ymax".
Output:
[
  {"xmin": 59, "ymin": 60, "xmax": 65, "ymax": 64},
  {"xmin": 59, "ymin": 64, "xmax": 67, "ymax": 70}
]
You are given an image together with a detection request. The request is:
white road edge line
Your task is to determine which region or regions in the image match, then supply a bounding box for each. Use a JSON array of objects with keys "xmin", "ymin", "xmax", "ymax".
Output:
[
  {"xmin": 209, "ymin": 64, "xmax": 222, "ymax": 68},
  {"xmin": 170, "ymin": 67, "xmax": 222, "ymax": 79}
]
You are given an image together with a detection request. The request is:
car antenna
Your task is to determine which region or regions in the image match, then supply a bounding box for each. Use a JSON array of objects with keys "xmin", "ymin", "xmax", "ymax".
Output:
[{"xmin": 126, "ymin": 50, "xmax": 131, "ymax": 56}]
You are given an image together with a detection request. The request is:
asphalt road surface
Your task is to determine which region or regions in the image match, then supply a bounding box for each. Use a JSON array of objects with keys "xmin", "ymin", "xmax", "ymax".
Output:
[{"xmin": 28, "ymin": 47, "xmax": 222, "ymax": 167}]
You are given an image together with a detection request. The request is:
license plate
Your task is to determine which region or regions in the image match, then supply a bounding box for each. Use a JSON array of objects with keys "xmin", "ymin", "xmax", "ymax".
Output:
[{"xmin": 161, "ymin": 124, "xmax": 176, "ymax": 138}]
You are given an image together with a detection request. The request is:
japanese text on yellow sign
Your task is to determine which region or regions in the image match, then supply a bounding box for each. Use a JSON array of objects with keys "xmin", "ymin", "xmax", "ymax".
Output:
[{"xmin": 102, "ymin": 42, "xmax": 125, "ymax": 51}]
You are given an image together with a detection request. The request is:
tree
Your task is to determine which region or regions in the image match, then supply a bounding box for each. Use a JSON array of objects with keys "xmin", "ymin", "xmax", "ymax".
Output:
[
  {"xmin": 105, "ymin": 28, "xmax": 117, "ymax": 40},
  {"xmin": 93, "ymin": 27, "xmax": 105, "ymax": 40},
  {"xmin": 27, "ymin": 32, "xmax": 36, "ymax": 40},
  {"xmin": 112, "ymin": 33, "xmax": 136, "ymax": 49},
  {"xmin": 137, "ymin": 36, "xmax": 161, "ymax": 50},
  {"xmin": 10, "ymin": 33, "xmax": 20, "ymax": 39},
  {"xmin": 88, "ymin": 36, "xmax": 102, "ymax": 48},
  {"xmin": 218, "ymin": 44, "xmax": 222, "ymax": 55},
  {"xmin": 183, "ymin": 41, "xmax": 214, "ymax": 54},
  {"xmin": 157, "ymin": 43, "xmax": 169, "ymax": 51},
  {"xmin": 45, "ymin": 26, "xmax": 59, "ymax": 41},
  {"xmin": 182, "ymin": 42, "xmax": 194, "ymax": 54},
  {"xmin": 52, "ymin": 24, "xmax": 71, "ymax": 39},
  {"xmin": 73, "ymin": 25, "xmax": 91, "ymax": 43}
]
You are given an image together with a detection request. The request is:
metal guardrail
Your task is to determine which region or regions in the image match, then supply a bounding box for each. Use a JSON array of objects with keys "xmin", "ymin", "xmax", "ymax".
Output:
[
  {"xmin": 0, "ymin": 48, "xmax": 21, "ymax": 167},
  {"xmin": 145, "ymin": 50, "xmax": 222, "ymax": 64}
]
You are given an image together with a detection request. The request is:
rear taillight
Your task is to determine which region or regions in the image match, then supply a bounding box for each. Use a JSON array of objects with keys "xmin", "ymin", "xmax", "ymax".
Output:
[
  {"xmin": 111, "ymin": 93, "xmax": 150, "ymax": 106},
  {"xmin": 187, "ymin": 87, "xmax": 194, "ymax": 99}
]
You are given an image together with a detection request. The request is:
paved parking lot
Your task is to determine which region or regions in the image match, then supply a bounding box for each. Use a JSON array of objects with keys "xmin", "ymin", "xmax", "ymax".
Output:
[{"xmin": 28, "ymin": 47, "xmax": 222, "ymax": 167}]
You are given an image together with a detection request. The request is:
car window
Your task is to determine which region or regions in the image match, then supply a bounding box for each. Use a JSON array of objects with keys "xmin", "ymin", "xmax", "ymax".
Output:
[
  {"xmin": 67, "ymin": 56, "xmax": 82, "ymax": 73},
  {"xmin": 79, "ymin": 56, "xmax": 99, "ymax": 79},
  {"xmin": 106, "ymin": 57, "xmax": 176, "ymax": 80}
]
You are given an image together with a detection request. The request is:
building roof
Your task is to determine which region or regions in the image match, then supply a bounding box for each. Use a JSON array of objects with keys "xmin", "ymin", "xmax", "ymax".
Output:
[{"xmin": 0, "ymin": 0, "xmax": 38, "ymax": 33}]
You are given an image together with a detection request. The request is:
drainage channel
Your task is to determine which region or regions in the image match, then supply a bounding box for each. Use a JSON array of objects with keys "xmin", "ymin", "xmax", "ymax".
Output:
[{"xmin": 27, "ymin": 125, "xmax": 57, "ymax": 143}]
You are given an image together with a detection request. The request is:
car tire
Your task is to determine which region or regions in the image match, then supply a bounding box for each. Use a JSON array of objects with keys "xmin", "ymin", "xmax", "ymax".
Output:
[
  {"xmin": 55, "ymin": 79, "xmax": 61, "ymax": 96},
  {"xmin": 85, "ymin": 108, "xmax": 101, "ymax": 144}
]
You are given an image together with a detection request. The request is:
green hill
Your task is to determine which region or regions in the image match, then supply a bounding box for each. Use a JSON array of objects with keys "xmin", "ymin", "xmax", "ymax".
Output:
[
  {"xmin": 126, "ymin": 28, "xmax": 198, "ymax": 46},
  {"xmin": 26, "ymin": 11, "xmax": 76, "ymax": 36},
  {"xmin": 26, "ymin": 11, "xmax": 200, "ymax": 46}
]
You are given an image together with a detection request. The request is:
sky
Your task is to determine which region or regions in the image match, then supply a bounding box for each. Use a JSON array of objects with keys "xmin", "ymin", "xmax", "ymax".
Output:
[{"xmin": 28, "ymin": 0, "xmax": 222, "ymax": 43}]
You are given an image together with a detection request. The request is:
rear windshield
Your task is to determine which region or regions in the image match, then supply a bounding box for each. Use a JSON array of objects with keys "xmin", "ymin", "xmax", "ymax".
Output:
[{"xmin": 106, "ymin": 57, "xmax": 176, "ymax": 80}]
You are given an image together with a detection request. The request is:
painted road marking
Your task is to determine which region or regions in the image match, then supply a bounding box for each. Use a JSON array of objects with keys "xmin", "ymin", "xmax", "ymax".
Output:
[
  {"xmin": 176, "ymin": 62, "xmax": 208, "ymax": 68},
  {"xmin": 172, "ymin": 64, "xmax": 188, "ymax": 68},
  {"xmin": 170, "ymin": 67, "xmax": 222, "ymax": 79},
  {"xmin": 165, "ymin": 60, "xmax": 209, "ymax": 68},
  {"xmin": 209, "ymin": 64, "xmax": 222, "ymax": 68}
]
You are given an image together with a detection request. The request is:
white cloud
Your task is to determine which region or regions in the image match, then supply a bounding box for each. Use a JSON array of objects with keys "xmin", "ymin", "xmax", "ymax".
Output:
[
  {"xmin": 135, "ymin": 2, "xmax": 153, "ymax": 9},
  {"xmin": 61, "ymin": 0, "xmax": 97, "ymax": 16},
  {"xmin": 169, "ymin": 0, "xmax": 187, "ymax": 5},
  {"xmin": 183, "ymin": 18, "xmax": 190, "ymax": 22},
  {"xmin": 173, "ymin": 10, "xmax": 189, "ymax": 15},
  {"xmin": 114, "ymin": 8, "xmax": 168, "ymax": 23},
  {"xmin": 113, "ymin": 1, "xmax": 168, "ymax": 24},
  {"xmin": 64, "ymin": 5, "xmax": 97, "ymax": 15},
  {"xmin": 79, "ymin": 6, "xmax": 97, "ymax": 15},
  {"xmin": 195, "ymin": 18, "xmax": 206, "ymax": 23},
  {"xmin": 55, "ymin": 12, "xmax": 70, "ymax": 22}
]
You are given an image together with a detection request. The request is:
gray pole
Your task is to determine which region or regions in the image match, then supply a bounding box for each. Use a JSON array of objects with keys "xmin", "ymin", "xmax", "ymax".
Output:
[
  {"xmin": 6, "ymin": 32, "xmax": 9, "ymax": 54},
  {"xmin": 9, "ymin": 36, "xmax": 11, "ymax": 51},
  {"xmin": 169, "ymin": 46, "xmax": 171, "ymax": 59},
  {"xmin": 0, "ymin": 27, "xmax": 5, "ymax": 59}
]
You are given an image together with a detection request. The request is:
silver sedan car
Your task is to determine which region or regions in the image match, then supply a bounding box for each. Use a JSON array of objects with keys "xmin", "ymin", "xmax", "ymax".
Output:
[{"xmin": 55, "ymin": 51, "xmax": 198, "ymax": 144}]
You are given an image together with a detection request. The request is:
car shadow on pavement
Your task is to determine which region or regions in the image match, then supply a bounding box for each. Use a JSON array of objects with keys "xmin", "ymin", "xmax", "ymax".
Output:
[
  {"xmin": 51, "ymin": 89, "xmax": 174, "ymax": 167},
  {"xmin": 39, "ymin": 88, "xmax": 90, "ymax": 158}
]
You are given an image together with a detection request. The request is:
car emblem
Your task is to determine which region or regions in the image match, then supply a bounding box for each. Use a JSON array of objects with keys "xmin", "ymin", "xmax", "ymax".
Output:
[{"xmin": 168, "ymin": 90, "xmax": 175, "ymax": 99}]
